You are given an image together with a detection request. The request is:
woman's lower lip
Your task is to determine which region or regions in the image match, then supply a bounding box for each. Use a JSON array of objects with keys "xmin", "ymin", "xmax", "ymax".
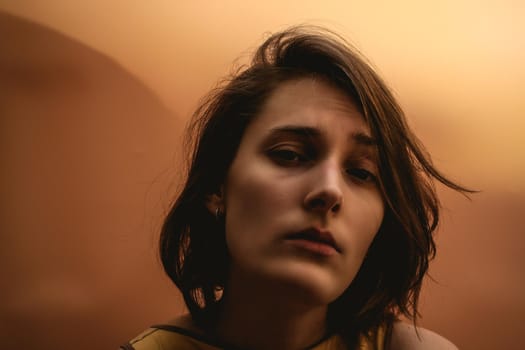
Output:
[{"xmin": 285, "ymin": 238, "xmax": 338, "ymax": 256}]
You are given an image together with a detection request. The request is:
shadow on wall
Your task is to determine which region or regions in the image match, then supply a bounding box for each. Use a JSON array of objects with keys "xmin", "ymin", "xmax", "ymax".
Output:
[{"xmin": 0, "ymin": 11, "xmax": 183, "ymax": 349}]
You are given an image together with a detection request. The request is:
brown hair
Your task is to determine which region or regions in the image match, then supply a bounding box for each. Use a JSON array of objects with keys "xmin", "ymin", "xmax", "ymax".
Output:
[{"xmin": 159, "ymin": 25, "xmax": 472, "ymax": 345}]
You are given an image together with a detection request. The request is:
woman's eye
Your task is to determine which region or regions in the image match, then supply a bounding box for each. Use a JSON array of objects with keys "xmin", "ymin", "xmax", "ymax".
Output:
[
  {"xmin": 346, "ymin": 168, "xmax": 377, "ymax": 183},
  {"xmin": 269, "ymin": 148, "xmax": 308, "ymax": 164}
]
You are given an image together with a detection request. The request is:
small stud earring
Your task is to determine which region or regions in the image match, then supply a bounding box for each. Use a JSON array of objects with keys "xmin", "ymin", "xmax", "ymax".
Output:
[{"xmin": 215, "ymin": 207, "xmax": 224, "ymax": 220}]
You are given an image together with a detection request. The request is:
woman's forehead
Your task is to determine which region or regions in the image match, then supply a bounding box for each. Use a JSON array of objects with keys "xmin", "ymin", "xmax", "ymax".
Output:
[{"xmin": 253, "ymin": 78, "xmax": 370, "ymax": 136}]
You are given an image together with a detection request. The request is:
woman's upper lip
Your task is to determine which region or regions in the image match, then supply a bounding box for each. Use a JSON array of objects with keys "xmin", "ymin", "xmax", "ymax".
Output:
[{"xmin": 286, "ymin": 227, "xmax": 341, "ymax": 252}]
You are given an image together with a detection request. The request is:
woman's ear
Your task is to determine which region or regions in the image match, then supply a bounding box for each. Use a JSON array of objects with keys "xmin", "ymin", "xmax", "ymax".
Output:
[{"xmin": 205, "ymin": 187, "xmax": 225, "ymax": 215}]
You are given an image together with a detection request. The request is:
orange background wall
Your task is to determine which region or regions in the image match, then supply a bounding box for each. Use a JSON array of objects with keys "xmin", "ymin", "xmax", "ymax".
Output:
[{"xmin": 1, "ymin": 2, "xmax": 524, "ymax": 349}]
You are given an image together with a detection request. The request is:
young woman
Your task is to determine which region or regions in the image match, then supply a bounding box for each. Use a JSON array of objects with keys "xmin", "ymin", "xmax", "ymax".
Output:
[{"xmin": 121, "ymin": 26, "xmax": 469, "ymax": 350}]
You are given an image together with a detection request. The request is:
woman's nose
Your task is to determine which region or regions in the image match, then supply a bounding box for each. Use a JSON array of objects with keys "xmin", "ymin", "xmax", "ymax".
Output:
[{"xmin": 303, "ymin": 161, "xmax": 343, "ymax": 214}]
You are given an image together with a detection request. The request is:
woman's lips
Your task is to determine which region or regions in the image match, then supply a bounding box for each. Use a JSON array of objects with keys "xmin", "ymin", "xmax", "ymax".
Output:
[{"xmin": 285, "ymin": 228, "xmax": 340, "ymax": 256}]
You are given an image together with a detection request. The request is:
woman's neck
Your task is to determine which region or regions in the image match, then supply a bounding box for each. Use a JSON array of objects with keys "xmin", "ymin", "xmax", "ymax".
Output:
[{"xmin": 213, "ymin": 276, "xmax": 329, "ymax": 350}]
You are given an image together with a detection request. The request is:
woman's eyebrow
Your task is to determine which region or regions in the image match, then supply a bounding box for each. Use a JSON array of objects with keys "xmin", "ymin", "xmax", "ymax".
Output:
[
  {"xmin": 262, "ymin": 125, "xmax": 322, "ymax": 147},
  {"xmin": 270, "ymin": 125, "xmax": 377, "ymax": 146},
  {"xmin": 351, "ymin": 132, "xmax": 376, "ymax": 146},
  {"xmin": 267, "ymin": 125, "xmax": 321, "ymax": 139}
]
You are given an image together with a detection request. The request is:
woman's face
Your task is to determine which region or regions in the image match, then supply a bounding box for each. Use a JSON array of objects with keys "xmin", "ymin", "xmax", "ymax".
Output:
[{"xmin": 219, "ymin": 78, "xmax": 384, "ymax": 304}]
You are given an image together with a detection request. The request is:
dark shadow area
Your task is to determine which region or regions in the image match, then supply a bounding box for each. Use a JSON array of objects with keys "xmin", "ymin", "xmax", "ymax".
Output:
[{"xmin": 0, "ymin": 10, "xmax": 184, "ymax": 349}]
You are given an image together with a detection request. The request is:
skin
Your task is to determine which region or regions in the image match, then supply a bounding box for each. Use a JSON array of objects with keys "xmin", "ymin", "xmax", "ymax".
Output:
[
  {"xmin": 390, "ymin": 323, "xmax": 459, "ymax": 350},
  {"xmin": 208, "ymin": 78, "xmax": 384, "ymax": 349}
]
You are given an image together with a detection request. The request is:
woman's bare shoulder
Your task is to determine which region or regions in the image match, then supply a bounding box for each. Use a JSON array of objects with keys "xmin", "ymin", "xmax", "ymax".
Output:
[{"xmin": 389, "ymin": 322, "xmax": 458, "ymax": 350}]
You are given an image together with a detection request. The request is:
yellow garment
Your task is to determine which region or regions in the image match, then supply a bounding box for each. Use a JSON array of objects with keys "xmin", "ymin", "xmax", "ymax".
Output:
[{"xmin": 121, "ymin": 324, "xmax": 387, "ymax": 350}]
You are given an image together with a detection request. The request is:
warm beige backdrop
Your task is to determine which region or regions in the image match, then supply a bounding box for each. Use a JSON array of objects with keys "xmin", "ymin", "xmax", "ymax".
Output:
[{"xmin": 1, "ymin": 2, "xmax": 524, "ymax": 349}]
